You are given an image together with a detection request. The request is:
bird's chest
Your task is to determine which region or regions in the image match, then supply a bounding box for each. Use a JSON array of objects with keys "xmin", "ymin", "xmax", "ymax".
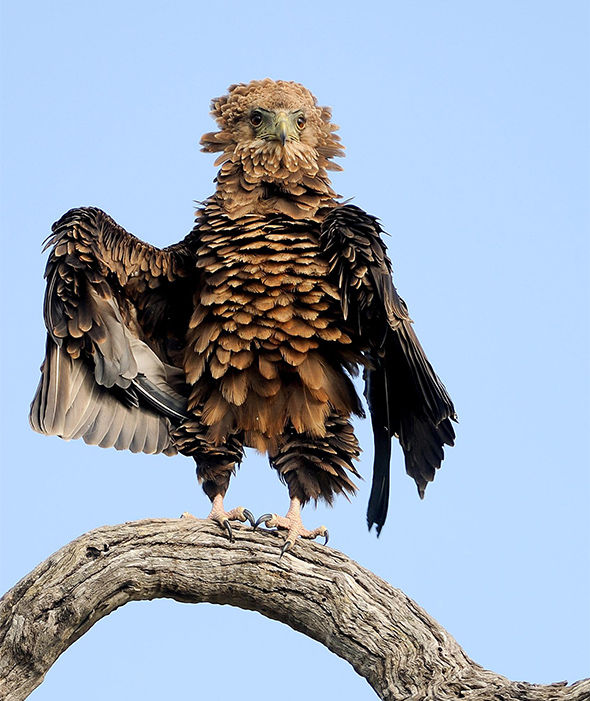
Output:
[{"xmin": 188, "ymin": 222, "xmax": 345, "ymax": 360}]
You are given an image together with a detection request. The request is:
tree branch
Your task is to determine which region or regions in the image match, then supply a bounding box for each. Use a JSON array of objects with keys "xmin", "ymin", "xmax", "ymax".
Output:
[{"xmin": 0, "ymin": 518, "xmax": 587, "ymax": 701}]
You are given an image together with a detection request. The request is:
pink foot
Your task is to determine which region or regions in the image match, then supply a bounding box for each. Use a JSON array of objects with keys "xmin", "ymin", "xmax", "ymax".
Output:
[
  {"xmin": 181, "ymin": 495, "xmax": 255, "ymax": 542},
  {"xmin": 254, "ymin": 497, "xmax": 329, "ymax": 556}
]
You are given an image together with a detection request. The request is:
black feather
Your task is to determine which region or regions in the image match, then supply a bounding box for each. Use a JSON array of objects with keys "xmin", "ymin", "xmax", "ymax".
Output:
[{"xmin": 321, "ymin": 204, "xmax": 457, "ymax": 534}]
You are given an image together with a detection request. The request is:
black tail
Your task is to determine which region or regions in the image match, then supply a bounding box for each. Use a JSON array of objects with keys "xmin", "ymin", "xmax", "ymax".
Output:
[{"xmin": 365, "ymin": 360, "xmax": 392, "ymax": 535}]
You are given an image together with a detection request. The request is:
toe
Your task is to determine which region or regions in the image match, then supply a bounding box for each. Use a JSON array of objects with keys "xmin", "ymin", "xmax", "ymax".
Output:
[{"xmin": 300, "ymin": 525, "xmax": 329, "ymax": 543}]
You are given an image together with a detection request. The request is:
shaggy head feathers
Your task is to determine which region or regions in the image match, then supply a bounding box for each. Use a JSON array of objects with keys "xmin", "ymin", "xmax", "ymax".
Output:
[{"xmin": 200, "ymin": 79, "xmax": 344, "ymax": 220}]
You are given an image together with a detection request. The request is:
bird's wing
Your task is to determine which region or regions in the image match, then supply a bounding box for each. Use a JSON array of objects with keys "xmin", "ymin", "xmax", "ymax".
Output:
[
  {"xmin": 30, "ymin": 207, "xmax": 194, "ymax": 455},
  {"xmin": 320, "ymin": 205, "xmax": 456, "ymax": 534}
]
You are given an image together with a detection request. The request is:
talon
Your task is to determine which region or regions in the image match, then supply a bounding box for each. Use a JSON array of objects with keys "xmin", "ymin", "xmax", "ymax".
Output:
[
  {"xmin": 223, "ymin": 519, "xmax": 234, "ymax": 543},
  {"xmin": 242, "ymin": 509, "xmax": 256, "ymax": 527},
  {"xmin": 323, "ymin": 530, "xmax": 329, "ymax": 545},
  {"xmin": 280, "ymin": 540, "xmax": 293, "ymax": 558},
  {"xmin": 253, "ymin": 513, "xmax": 273, "ymax": 531}
]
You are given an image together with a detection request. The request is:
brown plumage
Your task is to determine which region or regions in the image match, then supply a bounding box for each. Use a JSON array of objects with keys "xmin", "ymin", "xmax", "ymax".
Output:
[{"xmin": 30, "ymin": 79, "xmax": 456, "ymax": 541}]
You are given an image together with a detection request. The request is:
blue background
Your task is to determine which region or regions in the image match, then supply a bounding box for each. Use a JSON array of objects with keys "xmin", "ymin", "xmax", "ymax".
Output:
[{"xmin": 1, "ymin": 2, "xmax": 588, "ymax": 698}]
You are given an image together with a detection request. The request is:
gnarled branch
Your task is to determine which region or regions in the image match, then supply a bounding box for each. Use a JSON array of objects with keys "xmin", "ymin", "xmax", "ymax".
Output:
[{"xmin": 0, "ymin": 518, "xmax": 587, "ymax": 701}]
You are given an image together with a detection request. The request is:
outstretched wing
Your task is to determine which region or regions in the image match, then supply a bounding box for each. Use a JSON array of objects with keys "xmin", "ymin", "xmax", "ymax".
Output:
[
  {"xmin": 30, "ymin": 207, "xmax": 194, "ymax": 455},
  {"xmin": 320, "ymin": 205, "xmax": 457, "ymax": 534}
]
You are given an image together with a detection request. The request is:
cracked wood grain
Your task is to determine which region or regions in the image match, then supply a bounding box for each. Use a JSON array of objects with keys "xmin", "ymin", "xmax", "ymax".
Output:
[{"xmin": 0, "ymin": 518, "xmax": 588, "ymax": 701}]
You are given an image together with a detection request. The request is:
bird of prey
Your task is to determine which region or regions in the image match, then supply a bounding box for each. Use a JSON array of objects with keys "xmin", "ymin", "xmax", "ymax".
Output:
[{"xmin": 30, "ymin": 79, "xmax": 456, "ymax": 551}]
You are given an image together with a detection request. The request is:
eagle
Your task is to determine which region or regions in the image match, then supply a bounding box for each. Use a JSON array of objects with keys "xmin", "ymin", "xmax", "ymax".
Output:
[{"xmin": 30, "ymin": 79, "xmax": 456, "ymax": 552}]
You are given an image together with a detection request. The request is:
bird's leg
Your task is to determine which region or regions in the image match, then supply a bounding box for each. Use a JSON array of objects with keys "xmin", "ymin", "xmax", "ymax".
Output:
[
  {"xmin": 182, "ymin": 449, "xmax": 254, "ymax": 541},
  {"xmin": 255, "ymin": 497, "xmax": 329, "ymax": 556}
]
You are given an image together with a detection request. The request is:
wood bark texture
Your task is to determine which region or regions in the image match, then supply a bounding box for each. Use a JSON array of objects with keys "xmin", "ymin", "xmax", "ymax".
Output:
[{"xmin": 0, "ymin": 518, "xmax": 588, "ymax": 701}]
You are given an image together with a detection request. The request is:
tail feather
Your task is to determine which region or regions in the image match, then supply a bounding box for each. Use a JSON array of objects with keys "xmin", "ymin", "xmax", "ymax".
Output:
[{"xmin": 365, "ymin": 361, "xmax": 391, "ymax": 535}]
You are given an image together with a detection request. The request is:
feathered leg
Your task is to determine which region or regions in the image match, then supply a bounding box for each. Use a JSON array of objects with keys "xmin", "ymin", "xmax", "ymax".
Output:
[
  {"xmin": 258, "ymin": 414, "xmax": 360, "ymax": 554},
  {"xmin": 175, "ymin": 423, "xmax": 254, "ymax": 541},
  {"xmin": 197, "ymin": 458, "xmax": 255, "ymax": 541}
]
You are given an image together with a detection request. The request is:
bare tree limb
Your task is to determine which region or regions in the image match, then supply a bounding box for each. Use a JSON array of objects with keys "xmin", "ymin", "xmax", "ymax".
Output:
[{"xmin": 0, "ymin": 518, "xmax": 587, "ymax": 701}]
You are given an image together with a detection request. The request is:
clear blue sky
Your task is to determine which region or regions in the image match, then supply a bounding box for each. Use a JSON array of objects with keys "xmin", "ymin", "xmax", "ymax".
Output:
[{"xmin": 1, "ymin": 2, "xmax": 588, "ymax": 698}]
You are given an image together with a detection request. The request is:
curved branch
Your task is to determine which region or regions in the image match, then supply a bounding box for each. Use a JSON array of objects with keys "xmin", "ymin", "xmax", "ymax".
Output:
[{"xmin": 0, "ymin": 519, "xmax": 587, "ymax": 701}]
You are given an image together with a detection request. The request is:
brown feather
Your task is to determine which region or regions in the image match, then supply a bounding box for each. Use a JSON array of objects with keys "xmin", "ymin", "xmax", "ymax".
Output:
[
  {"xmin": 220, "ymin": 371, "xmax": 249, "ymax": 406},
  {"xmin": 258, "ymin": 355, "xmax": 278, "ymax": 379},
  {"xmin": 252, "ymin": 377, "xmax": 282, "ymax": 398},
  {"xmin": 209, "ymin": 355, "xmax": 230, "ymax": 379},
  {"xmin": 229, "ymin": 349, "xmax": 254, "ymax": 369},
  {"xmin": 202, "ymin": 391, "xmax": 231, "ymax": 426},
  {"xmin": 297, "ymin": 354, "xmax": 326, "ymax": 390}
]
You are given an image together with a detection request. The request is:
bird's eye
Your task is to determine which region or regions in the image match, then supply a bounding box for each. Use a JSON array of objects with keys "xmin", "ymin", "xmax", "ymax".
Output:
[
  {"xmin": 296, "ymin": 115, "xmax": 306, "ymax": 130},
  {"xmin": 250, "ymin": 112, "xmax": 263, "ymax": 127}
]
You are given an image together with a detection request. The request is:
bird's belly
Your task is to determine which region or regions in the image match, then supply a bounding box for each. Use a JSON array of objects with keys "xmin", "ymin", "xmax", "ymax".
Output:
[{"xmin": 184, "ymin": 254, "xmax": 359, "ymax": 449}]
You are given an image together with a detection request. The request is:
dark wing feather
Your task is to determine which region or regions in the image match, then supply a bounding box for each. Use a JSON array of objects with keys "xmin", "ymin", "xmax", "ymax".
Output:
[
  {"xmin": 320, "ymin": 205, "xmax": 457, "ymax": 534},
  {"xmin": 30, "ymin": 207, "xmax": 194, "ymax": 455}
]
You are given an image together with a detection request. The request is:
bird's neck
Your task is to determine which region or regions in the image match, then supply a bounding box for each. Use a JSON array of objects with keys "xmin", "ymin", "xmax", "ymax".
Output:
[{"xmin": 209, "ymin": 161, "xmax": 340, "ymax": 222}]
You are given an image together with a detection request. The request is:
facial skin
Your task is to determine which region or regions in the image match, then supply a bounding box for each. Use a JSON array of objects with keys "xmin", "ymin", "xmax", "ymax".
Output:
[{"xmin": 248, "ymin": 108, "xmax": 307, "ymax": 145}]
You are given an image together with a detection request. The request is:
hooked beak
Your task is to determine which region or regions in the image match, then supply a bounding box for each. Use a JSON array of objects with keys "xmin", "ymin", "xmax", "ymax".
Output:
[{"xmin": 275, "ymin": 113, "xmax": 290, "ymax": 146}]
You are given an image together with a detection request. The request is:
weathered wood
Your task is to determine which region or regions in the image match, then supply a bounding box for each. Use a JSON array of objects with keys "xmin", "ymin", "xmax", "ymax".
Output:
[{"xmin": 0, "ymin": 518, "xmax": 588, "ymax": 701}]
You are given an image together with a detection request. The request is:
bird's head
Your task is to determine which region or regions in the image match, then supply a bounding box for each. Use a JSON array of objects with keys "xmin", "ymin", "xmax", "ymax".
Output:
[{"xmin": 200, "ymin": 79, "xmax": 344, "ymax": 219}]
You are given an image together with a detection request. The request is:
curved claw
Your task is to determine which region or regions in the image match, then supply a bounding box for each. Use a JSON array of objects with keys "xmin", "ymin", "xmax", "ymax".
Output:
[
  {"xmin": 223, "ymin": 519, "xmax": 234, "ymax": 543},
  {"xmin": 323, "ymin": 530, "xmax": 329, "ymax": 546},
  {"xmin": 253, "ymin": 513, "xmax": 273, "ymax": 531},
  {"xmin": 280, "ymin": 540, "xmax": 293, "ymax": 558},
  {"xmin": 242, "ymin": 509, "xmax": 256, "ymax": 527}
]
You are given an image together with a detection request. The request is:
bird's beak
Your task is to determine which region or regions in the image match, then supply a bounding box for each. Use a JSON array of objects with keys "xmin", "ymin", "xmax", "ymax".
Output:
[{"xmin": 274, "ymin": 113, "xmax": 291, "ymax": 146}]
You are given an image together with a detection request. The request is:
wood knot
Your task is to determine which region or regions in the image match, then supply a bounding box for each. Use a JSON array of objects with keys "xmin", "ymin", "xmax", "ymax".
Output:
[{"xmin": 85, "ymin": 543, "xmax": 110, "ymax": 559}]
